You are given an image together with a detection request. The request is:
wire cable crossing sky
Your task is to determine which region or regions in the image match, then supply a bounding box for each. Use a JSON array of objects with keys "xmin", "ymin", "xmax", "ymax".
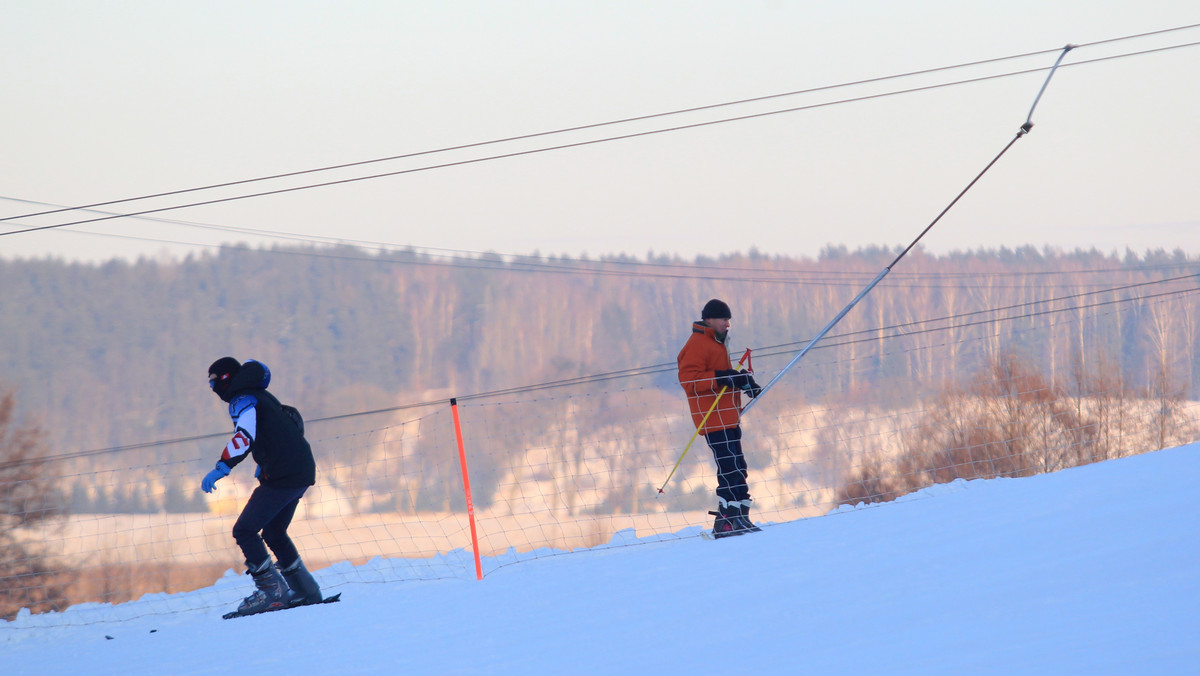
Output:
[
  {"xmin": 2, "ymin": 22, "xmax": 1197, "ymax": 231},
  {"xmin": 2, "ymin": 30, "xmax": 1198, "ymax": 240},
  {"xmin": 1, "ymin": 4, "xmax": 1197, "ymax": 262}
]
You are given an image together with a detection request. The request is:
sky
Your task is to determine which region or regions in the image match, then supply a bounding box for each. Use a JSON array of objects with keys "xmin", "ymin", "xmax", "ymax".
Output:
[
  {"xmin": 3, "ymin": 442, "xmax": 1196, "ymax": 674},
  {"xmin": 1, "ymin": 2, "xmax": 1198, "ymax": 264}
]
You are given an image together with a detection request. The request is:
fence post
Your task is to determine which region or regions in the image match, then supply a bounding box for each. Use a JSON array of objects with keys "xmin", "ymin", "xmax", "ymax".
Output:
[{"xmin": 450, "ymin": 398, "xmax": 483, "ymax": 581}]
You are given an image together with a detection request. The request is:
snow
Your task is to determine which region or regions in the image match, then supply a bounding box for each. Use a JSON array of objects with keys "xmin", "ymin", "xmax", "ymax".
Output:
[{"xmin": 4, "ymin": 443, "xmax": 1197, "ymax": 675}]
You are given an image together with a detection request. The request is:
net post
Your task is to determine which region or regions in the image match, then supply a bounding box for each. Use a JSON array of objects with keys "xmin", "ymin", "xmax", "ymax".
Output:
[{"xmin": 450, "ymin": 397, "xmax": 483, "ymax": 581}]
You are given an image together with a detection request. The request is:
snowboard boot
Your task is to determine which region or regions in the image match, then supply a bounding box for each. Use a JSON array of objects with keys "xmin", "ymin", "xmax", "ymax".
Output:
[
  {"xmin": 237, "ymin": 558, "xmax": 288, "ymax": 615},
  {"xmin": 737, "ymin": 499, "xmax": 762, "ymax": 533},
  {"xmin": 279, "ymin": 557, "xmax": 323, "ymax": 607},
  {"xmin": 709, "ymin": 502, "xmax": 748, "ymax": 539}
]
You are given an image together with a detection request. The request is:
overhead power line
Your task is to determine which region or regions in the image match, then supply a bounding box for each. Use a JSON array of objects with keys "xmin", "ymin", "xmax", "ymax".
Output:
[
  {"xmin": 3, "ymin": 22, "xmax": 1195, "ymax": 227},
  {"xmin": 5, "ymin": 194, "xmax": 1197, "ymax": 289},
  {"xmin": 0, "ymin": 41, "xmax": 1057, "ymax": 225},
  {"xmin": 1, "ymin": 26, "xmax": 1197, "ymax": 240},
  {"xmin": 5, "ymin": 194, "xmax": 1198, "ymax": 287}
]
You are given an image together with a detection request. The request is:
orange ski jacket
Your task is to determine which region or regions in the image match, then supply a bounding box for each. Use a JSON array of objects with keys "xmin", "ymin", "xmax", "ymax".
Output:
[{"xmin": 677, "ymin": 320, "xmax": 742, "ymax": 434}]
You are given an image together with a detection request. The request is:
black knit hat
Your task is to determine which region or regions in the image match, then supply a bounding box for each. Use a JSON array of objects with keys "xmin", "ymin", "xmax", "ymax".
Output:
[
  {"xmin": 701, "ymin": 298, "xmax": 732, "ymax": 320},
  {"xmin": 208, "ymin": 357, "xmax": 241, "ymax": 396}
]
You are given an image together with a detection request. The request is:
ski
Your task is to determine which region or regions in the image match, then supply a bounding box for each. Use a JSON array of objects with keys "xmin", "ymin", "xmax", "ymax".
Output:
[{"xmin": 222, "ymin": 593, "xmax": 341, "ymax": 620}]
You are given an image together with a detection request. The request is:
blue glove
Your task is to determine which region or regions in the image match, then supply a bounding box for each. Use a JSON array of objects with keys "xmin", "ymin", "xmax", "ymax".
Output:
[{"xmin": 202, "ymin": 461, "xmax": 231, "ymax": 493}]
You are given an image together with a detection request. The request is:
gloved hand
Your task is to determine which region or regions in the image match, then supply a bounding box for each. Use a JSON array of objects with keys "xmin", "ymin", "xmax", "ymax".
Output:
[
  {"xmin": 744, "ymin": 375, "xmax": 763, "ymax": 399},
  {"xmin": 201, "ymin": 461, "xmax": 231, "ymax": 493},
  {"xmin": 715, "ymin": 370, "xmax": 762, "ymax": 397},
  {"xmin": 714, "ymin": 369, "xmax": 751, "ymax": 390},
  {"xmin": 713, "ymin": 369, "xmax": 736, "ymax": 389}
]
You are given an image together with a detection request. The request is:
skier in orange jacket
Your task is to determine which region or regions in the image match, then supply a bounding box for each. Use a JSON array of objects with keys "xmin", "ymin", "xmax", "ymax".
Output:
[{"xmin": 677, "ymin": 299, "xmax": 763, "ymax": 537}]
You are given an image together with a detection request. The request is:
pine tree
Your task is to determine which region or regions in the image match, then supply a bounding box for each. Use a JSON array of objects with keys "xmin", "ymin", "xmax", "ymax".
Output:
[{"xmin": 0, "ymin": 385, "xmax": 68, "ymax": 619}]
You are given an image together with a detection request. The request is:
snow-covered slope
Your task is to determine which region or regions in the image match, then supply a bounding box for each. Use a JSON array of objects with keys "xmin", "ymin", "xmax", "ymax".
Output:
[{"xmin": 4, "ymin": 444, "xmax": 1197, "ymax": 675}]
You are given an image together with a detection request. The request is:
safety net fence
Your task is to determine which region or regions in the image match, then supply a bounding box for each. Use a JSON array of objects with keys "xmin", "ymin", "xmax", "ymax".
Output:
[{"xmin": 2, "ymin": 285, "xmax": 1197, "ymax": 626}]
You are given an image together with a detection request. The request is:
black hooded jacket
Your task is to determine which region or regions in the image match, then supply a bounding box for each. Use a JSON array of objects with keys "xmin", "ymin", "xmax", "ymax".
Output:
[{"xmin": 217, "ymin": 360, "xmax": 316, "ymax": 488}]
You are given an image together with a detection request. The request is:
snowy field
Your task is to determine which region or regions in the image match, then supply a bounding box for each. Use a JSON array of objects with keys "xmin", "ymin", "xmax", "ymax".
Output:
[{"xmin": 3, "ymin": 443, "xmax": 1197, "ymax": 675}]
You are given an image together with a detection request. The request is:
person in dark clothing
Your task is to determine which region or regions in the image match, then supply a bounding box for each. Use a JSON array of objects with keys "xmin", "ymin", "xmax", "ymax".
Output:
[
  {"xmin": 202, "ymin": 357, "xmax": 322, "ymax": 615},
  {"xmin": 677, "ymin": 299, "xmax": 763, "ymax": 538}
]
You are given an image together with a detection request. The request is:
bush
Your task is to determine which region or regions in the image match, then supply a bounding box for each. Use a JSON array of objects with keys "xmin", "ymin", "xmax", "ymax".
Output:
[{"xmin": 835, "ymin": 351, "xmax": 1193, "ymax": 508}]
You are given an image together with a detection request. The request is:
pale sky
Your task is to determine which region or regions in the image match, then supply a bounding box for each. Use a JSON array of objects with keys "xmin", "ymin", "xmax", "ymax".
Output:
[{"xmin": 1, "ymin": 1, "xmax": 1197, "ymax": 263}]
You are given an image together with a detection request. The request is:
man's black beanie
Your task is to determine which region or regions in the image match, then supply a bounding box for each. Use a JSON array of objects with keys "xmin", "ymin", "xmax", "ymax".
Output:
[{"xmin": 701, "ymin": 298, "xmax": 732, "ymax": 320}]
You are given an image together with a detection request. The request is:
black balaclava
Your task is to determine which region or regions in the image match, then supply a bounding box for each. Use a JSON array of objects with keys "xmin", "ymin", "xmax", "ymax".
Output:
[{"xmin": 208, "ymin": 357, "xmax": 241, "ymax": 401}]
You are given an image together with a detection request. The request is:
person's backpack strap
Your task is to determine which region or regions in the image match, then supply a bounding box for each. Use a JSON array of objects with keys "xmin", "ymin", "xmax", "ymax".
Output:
[{"xmin": 281, "ymin": 404, "xmax": 304, "ymax": 436}]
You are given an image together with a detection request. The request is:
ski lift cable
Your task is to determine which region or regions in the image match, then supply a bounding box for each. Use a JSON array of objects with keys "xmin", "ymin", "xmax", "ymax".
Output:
[{"xmin": 740, "ymin": 46, "xmax": 1076, "ymax": 418}]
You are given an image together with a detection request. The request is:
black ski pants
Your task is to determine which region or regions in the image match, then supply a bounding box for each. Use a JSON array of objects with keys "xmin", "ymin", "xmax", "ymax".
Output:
[
  {"xmin": 705, "ymin": 426, "xmax": 749, "ymax": 511},
  {"xmin": 232, "ymin": 483, "xmax": 308, "ymax": 569}
]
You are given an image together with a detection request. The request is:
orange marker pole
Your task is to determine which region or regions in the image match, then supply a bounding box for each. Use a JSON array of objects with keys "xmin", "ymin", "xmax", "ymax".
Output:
[{"xmin": 450, "ymin": 398, "xmax": 483, "ymax": 581}]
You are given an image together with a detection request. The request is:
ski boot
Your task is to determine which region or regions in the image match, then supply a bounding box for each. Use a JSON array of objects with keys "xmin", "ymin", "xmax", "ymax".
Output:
[
  {"xmin": 279, "ymin": 557, "xmax": 323, "ymax": 607},
  {"xmin": 237, "ymin": 558, "xmax": 288, "ymax": 615},
  {"xmin": 737, "ymin": 498, "xmax": 762, "ymax": 533}
]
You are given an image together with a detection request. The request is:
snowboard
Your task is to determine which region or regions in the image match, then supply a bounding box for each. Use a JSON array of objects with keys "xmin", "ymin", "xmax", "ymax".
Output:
[
  {"xmin": 222, "ymin": 593, "xmax": 341, "ymax": 620},
  {"xmin": 701, "ymin": 530, "xmax": 756, "ymax": 541}
]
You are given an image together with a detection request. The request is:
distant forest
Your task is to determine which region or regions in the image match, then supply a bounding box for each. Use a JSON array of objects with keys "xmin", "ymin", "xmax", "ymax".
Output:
[{"xmin": 2, "ymin": 243, "xmax": 1198, "ymax": 470}]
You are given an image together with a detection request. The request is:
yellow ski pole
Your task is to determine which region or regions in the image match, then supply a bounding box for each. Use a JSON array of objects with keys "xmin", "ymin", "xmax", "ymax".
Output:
[
  {"xmin": 657, "ymin": 387, "xmax": 728, "ymax": 495},
  {"xmin": 657, "ymin": 349, "xmax": 750, "ymax": 495}
]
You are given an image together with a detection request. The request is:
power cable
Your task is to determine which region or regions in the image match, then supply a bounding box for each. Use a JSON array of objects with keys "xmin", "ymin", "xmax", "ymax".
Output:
[
  {"xmin": 8, "ymin": 196, "xmax": 1197, "ymax": 289},
  {"xmin": 3, "ymin": 22, "xmax": 1195, "ymax": 227},
  {"xmin": 759, "ymin": 274, "xmax": 1200, "ymax": 356},
  {"xmin": 2, "ymin": 35, "xmax": 1198, "ymax": 240},
  {"xmin": 793, "ymin": 283, "xmax": 1200, "ymax": 361},
  {"xmin": 6, "ymin": 193, "xmax": 1197, "ymax": 284},
  {"xmin": 0, "ymin": 44, "xmax": 1063, "ymax": 224}
]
